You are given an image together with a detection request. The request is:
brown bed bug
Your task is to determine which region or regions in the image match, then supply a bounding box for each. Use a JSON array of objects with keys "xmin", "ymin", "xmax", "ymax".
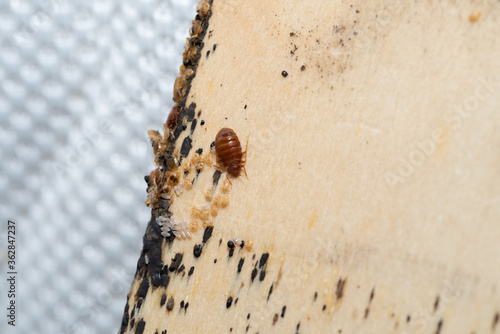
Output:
[
  {"xmin": 215, "ymin": 127, "xmax": 248, "ymax": 178},
  {"xmin": 166, "ymin": 106, "xmax": 180, "ymax": 130}
]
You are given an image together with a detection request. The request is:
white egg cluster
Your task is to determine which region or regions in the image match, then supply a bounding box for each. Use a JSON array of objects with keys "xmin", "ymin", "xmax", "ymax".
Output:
[{"xmin": 156, "ymin": 215, "xmax": 192, "ymax": 239}]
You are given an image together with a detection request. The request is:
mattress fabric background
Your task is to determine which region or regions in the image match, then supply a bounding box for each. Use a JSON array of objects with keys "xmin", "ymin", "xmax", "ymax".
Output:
[{"xmin": 0, "ymin": 1, "xmax": 199, "ymax": 333}]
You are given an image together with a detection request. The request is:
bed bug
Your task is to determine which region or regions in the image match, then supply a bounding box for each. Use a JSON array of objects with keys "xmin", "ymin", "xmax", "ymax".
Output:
[
  {"xmin": 214, "ymin": 127, "xmax": 247, "ymax": 178},
  {"xmin": 167, "ymin": 106, "xmax": 180, "ymax": 130}
]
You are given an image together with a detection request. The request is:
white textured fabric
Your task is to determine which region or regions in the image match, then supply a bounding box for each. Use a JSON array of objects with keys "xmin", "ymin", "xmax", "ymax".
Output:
[{"xmin": 0, "ymin": 1, "xmax": 198, "ymax": 333}]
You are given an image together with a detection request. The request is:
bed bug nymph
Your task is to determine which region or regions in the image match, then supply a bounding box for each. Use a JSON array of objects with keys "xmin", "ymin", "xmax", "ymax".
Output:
[{"xmin": 214, "ymin": 127, "xmax": 248, "ymax": 180}]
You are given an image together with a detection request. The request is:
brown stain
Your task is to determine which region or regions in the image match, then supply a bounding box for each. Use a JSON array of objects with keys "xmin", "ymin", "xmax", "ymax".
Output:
[
  {"xmin": 308, "ymin": 210, "xmax": 316, "ymax": 229},
  {"xmin": 275, "ymin": 261, "xmax": 284, "ymax": 286},
  {"xmin": 468, "ymin": 11, "xmax": 481, "ymax": 22},
  {"xmin": 336, "ymin": 277, "xmax": 347, "ymax": 300}
]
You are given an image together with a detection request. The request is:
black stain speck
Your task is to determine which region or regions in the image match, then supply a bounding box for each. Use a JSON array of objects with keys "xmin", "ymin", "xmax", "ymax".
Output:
[
  {"xmin": 433, "ymin": 295, "xmax": 440, "ymax": 312},
  {"xmin": 137, "ymin": 278, "xmax": 150, "ymax": 299},
  {"xmin": 237, "ymin": 258, "xmax": 245, "ymax": 273},
  {"xmin": 336, "ymin": 277, "xmax": 347, "ymax": 300},
  {"xmin": 203, "ymin": 226, "xmax": 214, "ymax": 243},
  {"xmin": 226, "ymin": 296, "xmax": 233, "ymax": 308},
  {"xmin": 267, "ymin": 283, "xmax": 274, "ymax": 301},
  {"xmin": 435, "ymin": 319, "xmax": 443, "ymax": 334},
  {"xmin": 193, "ymin": 244, "xmax": 202, "ymax": 258},
  {"xmin": 169, "ymin": 253, "xmax": 183, "ymax": 272},
  {"xmin": 213, "ymin": 170, "xmax": 222, "ymax": 187},
  {"xmin": 180, "ymin": 136, "xmax": 193, "ymax": 157},
  {"xmin": 251, "ymin": 268, "xmax": 258, "ymax": 282},
  {"xmin": 259, "ymin": 269, "xmax": 266, "ymax": 281},
  {"xmin": 259, "ymin": 253, "xmax": 269, "ymax": 268},
  {"xmin": 281, "ymin": 70, "xmax": 288, "ymax": 77},
  {"xmin": 135, "ymin": 319, "xmax": 145, "ymax": 334}
]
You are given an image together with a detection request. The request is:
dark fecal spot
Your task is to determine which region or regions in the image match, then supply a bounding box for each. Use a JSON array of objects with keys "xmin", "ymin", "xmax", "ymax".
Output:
[
  {"xmin": 433, "ymin": 295, "xmax": 440, "ymax": 312},
  {"xmin": 180, "ymin": 136, "xmax": 192, "ymax": 157},
  {"xmin": 206, "ymin": 50, "xmax": 210, "ymax": 58},
  {"xmin": 272, "ymin": 313, "xmax": 279, "ymax": 325},
  {"xmin": 245, "ymin": 326, "xmax": 249, "ymax": 332},
  {"xmin": 244, "ymin": 104, "xmax": 247, "ymax": 109},
  {"xmin": 336, "ymin": 277, "xmax": 347, "ymax": 300},
  {"xmin": 135, "ymin": 319, "xmax": 146, "ymax": 334},
  {"xmin": 186, "ymin": 103, "xmax": 196, "ymax": 121},
  {"xmin": 370, "ymin": 287, "xmax": 375, "ymax": 301},
  {"xmin": 180, "ymin": 300, "xmax": 185, "ymax": 309},
  {"xmin": 226, "ymin": 296, "xmax": 233, "ymax": 308},
  {"xmin": 435, "ymin": 319, "xmax": 443, "ymax": 334},
  {"xmin": 213, "ymin": 170, "xmax": 222, "ymax": 187},
  {"xmin": 247, "ymin": 313, "xmax": 251, "ymax": 319},
  {"xmin": 160, "ymin": 294, "xmax": 166, "ymax": 306},
  {"xmin": 177, "ymin": 264, "xmax": 185, "ymax": 273},
  {"xmin": 203, "ymin": 226, "xmax": 214, "ymax": 243},
  {"xmin": 267, "ymin": 283, "xmax": 274, "ymax": 301},
  {"xmin": 229, "ymin": 248, "xmax": 234, "ymax": 257},
  {"xmin": 213, "ymin": 44, "xmax": 217, "ymax": 51},
  {"xmin": 259, "ymin": 253, "xmax": 269, "ymax": 268},
  {"xmin": 152, "ymin": 265, "xmax": 169, "ymax": 287},
  {"xmin": 196, "ymin": 148, "xmax": 203, "ymax": 155},
  {"xmin": 137, "ymin": 278, "xmax": 150, "ymax": 299},
  {"xmin": 235, "ymin": 298, "xmax": 238, "ymax": 305},
  {"xmin": 169, "ymin": 253, "xmax": 183, "ymax": 272},
  {"xmin": 214, "ymin": 258, "xmax": 217, "ymax": 263},
  {"xmin": 174, "ymin": 122, "xmax": 187, "ymax": 140},
  {"xmin": 297, "ymin": 322, "xmax": 301, "ymax": 330},
  {"xmin": 251, "ymin": 268, "xmax": 258, "ymax": 282},
  {"xmin": 493, "ymin": 312, "xmax": 499, "ymax": 330},
  {"xmin": 313, "ymin": 291, "xmax": 318, "ymax": 301},
  {"xmin": 185, "ymin": 302, "xmax": 189, "ymax": 312},
  {"xmin": 237, "ymin": 258, "xmax": 245, "ymax": 273},
  {"xmin": 227, "ymin": 240, "xmax": 235, "ymax": 249},
  {"xmin": 301, "ymin": 65, "xmax": 306, "ymax": 71},
  {"xmin": 200, "ymin": 120, "xmax": 205, "ymax": 125},
  {"xmin": 120, "ymin": 314, "xmax": 129, "ymax": 334},
  {"xmin": 240, "ymin": 240, "xmax": 245, "ymax": 248},
  {"xmin": 166, "ymin": 297, "xmax": 174, "ymax": 311},
  {"xmin": 322, "ymin": 305, "xmax": 326, "ymax": 311},
  {"xmin": 259, "ymin": 269, "xmax": 266, "ymax": 281},
  {"xmin": 281, "ymin": 306, "xmax": 286, "ymax": 317},
  {"xmin": 193, "ymin": 244, "xmax": 202, "ymax": 258},
  {"xmin": 188, "ymin": 266, "xmax": 194, "ymax": 276},
  {"xmin": 281, "ymin": 70, "xmax": 288, "ymax": 77},
  {"xmin": 406, "ymin": 315, "xmax": 411, "ymax": 322},
  {"xmin": 364, "ymin": 307, "xmax": 370, "ymax": 319},
  {"xmin": 190, "ymin": 119, "xmax": 197, "ymax": 133}
]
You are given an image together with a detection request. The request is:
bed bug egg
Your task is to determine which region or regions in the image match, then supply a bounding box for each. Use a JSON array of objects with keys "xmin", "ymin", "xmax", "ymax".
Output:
[{"xmin": 214, "ymin": 127, "xmax": 247, "ymax": 177}]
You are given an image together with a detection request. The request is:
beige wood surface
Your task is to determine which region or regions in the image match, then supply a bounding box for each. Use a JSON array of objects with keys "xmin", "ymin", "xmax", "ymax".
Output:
[{"xmin": 121, "ymin": 1, "xmax": 500, "ymax": 333}]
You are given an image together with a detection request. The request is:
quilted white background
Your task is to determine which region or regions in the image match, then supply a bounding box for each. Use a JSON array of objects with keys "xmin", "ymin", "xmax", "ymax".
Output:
[{"xmin": 0, "ymin": 1, "xmax": 199, "ymax": 333}]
